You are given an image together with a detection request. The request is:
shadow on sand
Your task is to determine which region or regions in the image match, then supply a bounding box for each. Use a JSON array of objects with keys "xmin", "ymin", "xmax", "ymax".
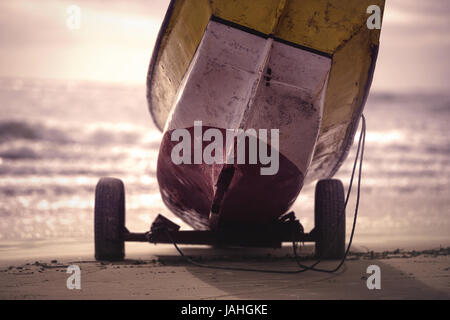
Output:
[{"xmin": 152, "ymin": 245, "xmax": 448, "ymax": 300}]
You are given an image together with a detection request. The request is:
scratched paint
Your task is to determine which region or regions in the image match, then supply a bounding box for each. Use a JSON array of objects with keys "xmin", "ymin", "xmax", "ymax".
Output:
[{"xmin": 166, "ymin": 20, "xmax": 332, "ymax": 175}]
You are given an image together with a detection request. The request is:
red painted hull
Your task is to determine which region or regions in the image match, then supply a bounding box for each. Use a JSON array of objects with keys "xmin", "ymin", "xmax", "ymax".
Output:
[{"xmin": 157, "ymin": 126, "xmax": 304, "ymax": 230}]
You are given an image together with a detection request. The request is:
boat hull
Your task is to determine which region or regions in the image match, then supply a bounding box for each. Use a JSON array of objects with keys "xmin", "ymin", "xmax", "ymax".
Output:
[
  {"xmin": 157, "ymin": 126, "xmax": 303, "ymax": 230},
  {"xmin": 147, "ymin": 0, "xmax": 385, "ymax": 229}
]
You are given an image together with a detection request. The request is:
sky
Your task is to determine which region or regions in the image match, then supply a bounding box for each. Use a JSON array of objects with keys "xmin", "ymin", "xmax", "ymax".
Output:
[{"xmin": 0, "ymin": 0, "xmax": 449, "ymax": 92}]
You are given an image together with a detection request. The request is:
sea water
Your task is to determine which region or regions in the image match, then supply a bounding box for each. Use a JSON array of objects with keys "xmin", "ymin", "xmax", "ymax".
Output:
[{"xmin": 0, "ymin": 77, "xmax": 448, "ymax": 256}]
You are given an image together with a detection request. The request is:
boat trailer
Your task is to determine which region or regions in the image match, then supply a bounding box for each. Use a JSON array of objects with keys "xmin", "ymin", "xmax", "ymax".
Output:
[{"xmin": 94, "ymin": 177, "xmax": 346, "ymax": 262}]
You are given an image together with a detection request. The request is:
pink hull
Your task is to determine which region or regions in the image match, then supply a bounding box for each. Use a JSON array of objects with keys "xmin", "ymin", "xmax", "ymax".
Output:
[{"xmin": 157, "ymin": 126, "xmax": 304, "ymax": 230}]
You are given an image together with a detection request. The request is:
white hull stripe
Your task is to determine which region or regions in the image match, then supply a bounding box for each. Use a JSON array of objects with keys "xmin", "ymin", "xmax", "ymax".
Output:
[{"xmin": 166, "ymin": 20, "xmax": 332, "ymax": 174}]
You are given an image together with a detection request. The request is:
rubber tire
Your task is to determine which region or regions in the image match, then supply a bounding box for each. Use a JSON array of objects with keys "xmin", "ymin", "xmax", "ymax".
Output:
[
  {"xmin": 314, "ymin": 179, "xmax": 345, "ymax": 259},
  {"xmin": 94, "ymin": 177, "xmax": 125, "ymax": 261}
]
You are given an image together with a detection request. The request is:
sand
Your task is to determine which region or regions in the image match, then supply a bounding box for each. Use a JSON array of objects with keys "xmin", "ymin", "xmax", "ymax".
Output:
[{"xmin": 0, "ymin": 244, "xmax": 448, "ymax": 300}]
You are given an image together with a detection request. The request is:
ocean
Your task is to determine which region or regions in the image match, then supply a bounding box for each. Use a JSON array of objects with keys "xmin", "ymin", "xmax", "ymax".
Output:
[{"xmin": 0, "ymin": 77, "xmax": 449, "ymax": 257}]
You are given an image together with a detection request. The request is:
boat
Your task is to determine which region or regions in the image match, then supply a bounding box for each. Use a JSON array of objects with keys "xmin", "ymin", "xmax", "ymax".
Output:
[
  {"xmin": 147, "ymin": 0, "xmax": 384, "ymax": 228},
  {"xmin": 93, "ymin": 0, "xmax": 385, "ymax": 261}
]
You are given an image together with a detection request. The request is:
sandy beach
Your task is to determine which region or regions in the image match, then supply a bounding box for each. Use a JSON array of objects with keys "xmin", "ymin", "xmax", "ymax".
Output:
[
  {"xmin": 0, "ymin": 0, "xmax": 449, "ymax": 302},
  {"xmin": 1, "ymin": 245, "xmax": 448, "ymax": 300}
]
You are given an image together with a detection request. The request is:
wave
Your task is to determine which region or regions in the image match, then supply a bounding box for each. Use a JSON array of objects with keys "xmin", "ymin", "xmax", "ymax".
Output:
[
  {"xmin": 0, "ymin": 166, "xmax": 129, "ymax": 176},
  {"xmin": 0, "ymin": 185, "xmax": 94, "ymax": 197},
  {"xmin": 0, "ymin": 146, "xmax": 40, "ymax": 160},
  {"xmin": 0, "ymin": 120, "xmax": 161, "ymax": 148},
  {"xmin": 365, "ymin": 142, "xmax": 450, "ymax": 156},
  {"xmin": 0, "ymin": 121, "xmax": 72, "ymax": 144}
]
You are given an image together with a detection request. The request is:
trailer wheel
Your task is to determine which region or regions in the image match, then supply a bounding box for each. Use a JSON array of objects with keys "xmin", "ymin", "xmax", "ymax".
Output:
[
  {"xmin": 314, "ymin": 179, "xmax": 345, "ymax": 259},
  {"xmin": 95, "ymin": 177, "xmax": 125, "ymax": 261}
]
